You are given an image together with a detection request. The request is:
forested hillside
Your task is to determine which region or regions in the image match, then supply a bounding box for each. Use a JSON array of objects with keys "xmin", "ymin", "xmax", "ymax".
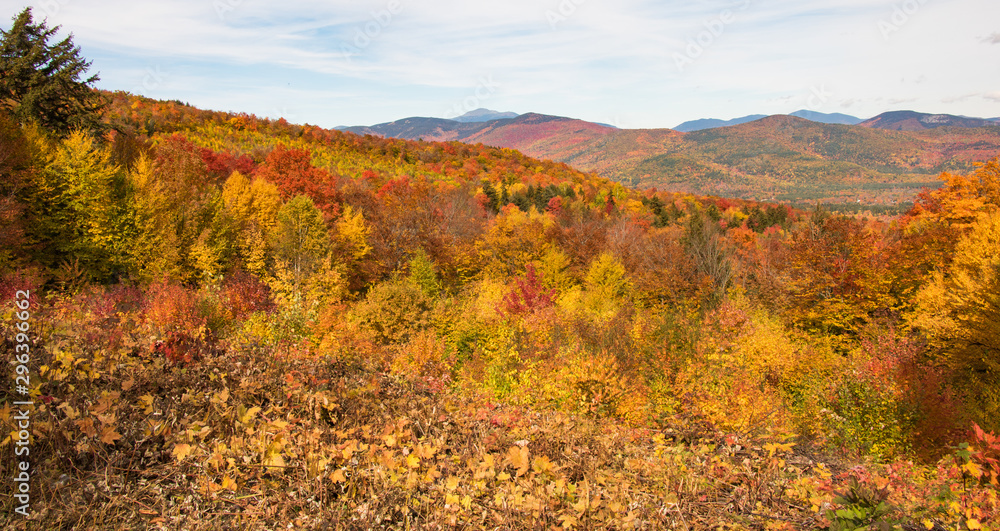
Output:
[
  {"xmin": 2, "ymin": 10, "xmax": 1000, "ymax": 528},
  {"xmin": 347, "ymin": 111, "xmax": 1000, "ymax": 208},
  {"xmin": 2, "ymin": 89, "xmax": 999, "ymax": 529}
]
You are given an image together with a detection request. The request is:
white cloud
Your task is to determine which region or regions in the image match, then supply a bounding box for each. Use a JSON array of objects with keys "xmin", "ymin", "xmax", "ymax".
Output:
[{"xmin": 3, "ymin": 0, "xmax": 998, "ymax": 128}]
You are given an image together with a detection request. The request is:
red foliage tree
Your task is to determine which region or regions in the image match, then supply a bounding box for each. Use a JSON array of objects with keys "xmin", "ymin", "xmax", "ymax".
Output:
[
  {"xmin": 198, "ymin": 147, "xmax": 256, "ymax": 180},
  {"xmin": 500, "ymin": 264, "xmax": 556, "ymax": 316},
  {"xmin": 254, "ymin": 144, "xmax": 342, "ymax": 222}
]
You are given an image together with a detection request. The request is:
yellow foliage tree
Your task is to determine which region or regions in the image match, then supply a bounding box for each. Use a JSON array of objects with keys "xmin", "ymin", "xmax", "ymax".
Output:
[
  {"xmin": 912, "ymin": 210, "xmax": 1000, "ymax": 431},
  {"xmin": 911, "ymin": 158, "xmax": 1000, "ymax": 228},
  {"xmin": 335, "ymin": 204, "xmax": 372, "ymax": 261},
  {"xmin": 476, "ymin": 206, "xmax": 552, "ymax": 280},
  {"xmin": 31, "ymin": 130, "xmax": 132, "ymax": 280},
  {"xmin": 222, "ymin": 170, "xmax": 281, "ymax": 275},
  {"xmin": 581, "ymin": 252, "xmax": 632, "ymax": 317}
]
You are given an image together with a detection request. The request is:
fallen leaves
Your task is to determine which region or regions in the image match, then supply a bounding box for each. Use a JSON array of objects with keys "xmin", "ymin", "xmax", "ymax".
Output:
[{"xmin": 172, "ymin": 443, "xmax": 193, "ymax": 461}]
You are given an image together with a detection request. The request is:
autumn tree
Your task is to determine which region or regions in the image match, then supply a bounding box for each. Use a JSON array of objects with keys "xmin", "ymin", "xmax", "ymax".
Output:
[
  {"xmin": 0, "ymin": 110, "xmax": 37, "ymax": 270},
  {"xmin": 125, "ymin": 135, "xmax": 233, "ymax": 282},
  {"xmin": 222, "ymin": 170, "xmax": 281, "ymax": 275},
  {"xmin": 912, "ymin": 210, "xmax": 1000, "ymax": 431},
  {"xmin": 0, "ymin": 8, "xmax": 107, "ymax": 135},
  {"xmin": 27, "ymin": 130, "xmax": 135, "ymax": 281},
  {"xmin": 254, "ymin": 144, "xmax": 341, "ymax": 221},
  {"xmin": 682, "ymin": 210, "xmax": 733, "ymax": 303},
  {"xmin": 271, "ymin": 195, "xmax": 332, "ymax": 292},
  {"xmin": 784, "ymin": 213, "xmax": 896, "ymax": 348}
]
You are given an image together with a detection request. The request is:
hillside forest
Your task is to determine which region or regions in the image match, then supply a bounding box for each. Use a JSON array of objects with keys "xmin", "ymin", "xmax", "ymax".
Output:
[{"xmin": 2, "ymin": 9, "xmax": 1000, "ymax": 530}]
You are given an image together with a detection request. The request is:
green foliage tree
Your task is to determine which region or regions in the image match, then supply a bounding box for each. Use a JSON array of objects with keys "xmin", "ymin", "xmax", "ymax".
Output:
[
  {"xmin": 271, "ymin": 195, "xmax": 331, "ymax": 289},
  {"xmin": 0, "ymin": 8, "xmax": 106, "ymax": 135},
  {"xmin": 408, "ymin": 248, "xmax": 441, "ymax": 298},
  {"xmin": 28, "ymin": 130, "xmax": 134, "ymax": 281}
]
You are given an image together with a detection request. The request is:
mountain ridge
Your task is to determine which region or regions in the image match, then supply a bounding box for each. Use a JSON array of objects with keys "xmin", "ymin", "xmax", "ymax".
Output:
[
  {"xmin": 859, "ymin": 110, "xmax": 998, "ymax": 131},
  {"xmin": 336, "ymin": 110, "xmax": 1000, "ymax": 204}
]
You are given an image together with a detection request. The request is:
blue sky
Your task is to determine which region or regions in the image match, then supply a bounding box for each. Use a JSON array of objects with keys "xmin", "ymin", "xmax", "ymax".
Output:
[{"xmin": 4, "ymin": 0, "xmax": 999, "ymax": 129}]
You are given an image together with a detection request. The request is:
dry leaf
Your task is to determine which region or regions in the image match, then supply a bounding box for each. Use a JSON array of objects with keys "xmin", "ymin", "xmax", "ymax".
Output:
[
  {"xmin": 172, "ymin": 443, "xmax": 193, "ymax": 461},
  {"xmin": 75, "ymin": 417, "xmax": 97, "ymax": 438},
  {"xmin": 100, "ymin": 425, "xmax": 122, "ymax": 445}
]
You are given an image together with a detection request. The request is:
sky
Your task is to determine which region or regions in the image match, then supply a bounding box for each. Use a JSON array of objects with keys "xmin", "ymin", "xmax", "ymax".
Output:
[{"xmin": 3, "ymin": 0, "xmax": 999, "ymax": 129}]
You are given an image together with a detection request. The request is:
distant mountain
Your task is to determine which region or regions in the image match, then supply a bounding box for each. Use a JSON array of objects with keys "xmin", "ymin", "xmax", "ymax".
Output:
[
  {"xmin": 452, "ymin": 108, "xmax": 519, "ymax": 123},
  {"xmin": 674, "ymin": 115, "xmax": 767, "ymax": 132},
  {"xmin": 788, "ymin": 110, "xmax": 863, "ymax": 125},
  {"xmin": 340, "ymin": 117, "xmax": 480, "ymax": 141},
  {"xmin": 340, "ymin": 112, "xmax": 616, "ymax": 152},
  {"xmin": 860, "ymin": 110, "xmax": 998, "ymax": 131},
  {"xmin": 676, "ymin": 110, "xmax": 863, "ymax": 132},
  {"xmin": 340, "ymin": 110, "xmax": 1000, "ymax": 204}
]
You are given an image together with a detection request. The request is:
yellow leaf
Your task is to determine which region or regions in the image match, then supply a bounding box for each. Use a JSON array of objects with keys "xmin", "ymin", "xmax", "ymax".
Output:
[
  {"xmin": 406, "ymin": 454, "xmax": 420, "ymax": 469},
  {"xmin": 963, "ymin": 461, "xmax": 984, "ymax": 479},
  {"xmin": 139, "ymin": 394, "xmax": 155, "ymax": 414},
  {"xmin": 211, "ymin": 388, "xmax": 229, "ymax": 405},
  {"xmin": 331, "ymin": 468, "xmax": 347, "ymax": 483},
  {"xmin": 424, "ymin": 465, "xmax": 442, "ymax": 483},
  {"xmin": 763, "ymin": 442, "xmax": 795, "ymax": 458},
  {"xmin": 445, "ymin": 493, "xmax": 460, "ymax": 506},
  {"xmin": 221, "ymin": 475, "xmax": 236, "ymax": 491},
  {"xmin": 533, "ymin": 455, "xmax": 555, "ymax": 475},
  {"xmin": 238, "ymin": 405, "xmax": 261, "ymax": 425},
  {"xmin": 445, "ymin": 476, "xmax": 460, "ymax": 491},
  {"xmin": 264, "ymin": 453, "xmax": 285, "ymax": 469},
  {"xmin": 59, "ymin": 402, "xmax": 79, "ymax": 420},
  {"xmin": 560, "ymin": 513, "xmax": 578, "ymax": 528},
  {"xmin": 172, "ymin": 443, "xmax": 193, "ymax": 461},
  {"xmin": 507, "ymin": 445, "xmax": 530, "ymax": 477},
  {"xmin": 967, "ymin": 519, "xmax": 982, "ymax": 530}
]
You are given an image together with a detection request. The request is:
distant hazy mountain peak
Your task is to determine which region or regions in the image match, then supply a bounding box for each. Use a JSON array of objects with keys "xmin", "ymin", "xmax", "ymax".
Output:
[
  {"xmin": 673, "ymin": 115, "xmax": 766, "ymax": 132},
  {"xmin": 676, "ymin": 110, "xmax": 864, "ymax": 132},
  {"xmin": 451, "ymin": 108, "xmax": 519, "ymax": 123},
  {"xmin": 788, "ymin": 109, "xmax": 864, "ymax": 125}
]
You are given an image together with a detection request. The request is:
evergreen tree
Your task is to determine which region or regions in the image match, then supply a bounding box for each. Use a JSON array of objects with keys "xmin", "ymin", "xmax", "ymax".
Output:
[{"xmin": 1, "ymin": 8, "xmax": 107, "ymax": 135}]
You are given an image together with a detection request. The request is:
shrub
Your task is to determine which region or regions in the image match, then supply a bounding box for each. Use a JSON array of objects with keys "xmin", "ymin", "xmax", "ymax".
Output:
[{"xmin": 351, "ymin": 278, "xmax": 432, "ymax": 345}]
